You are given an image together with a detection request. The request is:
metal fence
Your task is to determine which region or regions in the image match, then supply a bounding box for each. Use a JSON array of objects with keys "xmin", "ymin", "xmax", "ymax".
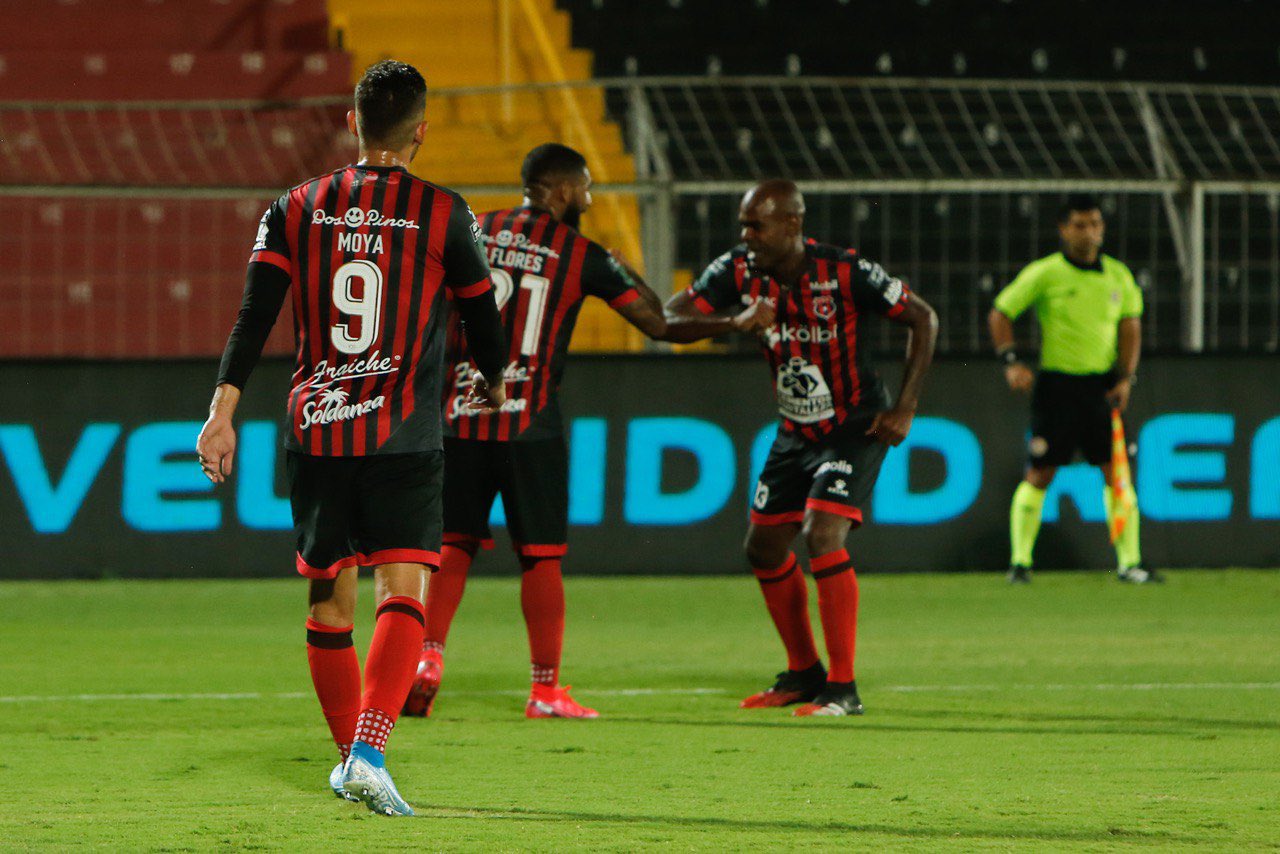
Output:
[{"xmin": 3, "ymin": 76, "xmax": 1279, "ymax": 354}]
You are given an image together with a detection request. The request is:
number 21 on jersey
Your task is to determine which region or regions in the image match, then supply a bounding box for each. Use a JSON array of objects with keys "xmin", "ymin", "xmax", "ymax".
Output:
[{"xmin": 489, "ymin": 268, "xmax": 549, "ymax": 357}]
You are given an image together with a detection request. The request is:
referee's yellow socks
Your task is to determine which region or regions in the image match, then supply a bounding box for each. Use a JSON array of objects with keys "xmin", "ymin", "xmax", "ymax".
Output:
[
  {"xmin": 1104, "ymin": 485, "xmax": 1142, "ymax": 569},
  {"xmin": 1009, "ymin": 481, "xmax": 1046, "ymax": 567}
]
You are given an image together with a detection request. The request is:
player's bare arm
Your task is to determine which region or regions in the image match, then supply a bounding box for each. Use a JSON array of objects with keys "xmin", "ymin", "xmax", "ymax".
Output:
[
  {"xmin": 989, "ymin": 307, "xmax": 1034, "ymax": 392},
  {"xmin": 602, "ymin": 250, "xmax": 669, "ymax": 339},
  {"xmin": 197, "ymin": 384, "xmax": 240, "ymax": 484},
  {"xmin": 660, "ymin": 289, "xmax": 776, "ymax": 343},
  {"xmin": 1108, "ymin": 316, "xmax": 1141, "ymax": 412},
  {"xmin": 867, "ymin": 293, "xmax": 938, "ymax": 446}
]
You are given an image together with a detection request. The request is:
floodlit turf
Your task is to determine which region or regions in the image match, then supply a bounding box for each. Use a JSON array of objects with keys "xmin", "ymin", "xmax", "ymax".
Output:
[{"xmin": 1, "ymin": 571, "xmax": 1277, "ymax": 851}]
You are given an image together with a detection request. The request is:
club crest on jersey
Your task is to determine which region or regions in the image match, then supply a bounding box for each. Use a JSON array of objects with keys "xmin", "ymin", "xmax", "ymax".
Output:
[
  {"xmin": 813, "ymin": 294, "xmax": 836, "ymax": 320},
  {"xmin": 776, "ymin": 357, "xmax": 835, "ymax": 424}
]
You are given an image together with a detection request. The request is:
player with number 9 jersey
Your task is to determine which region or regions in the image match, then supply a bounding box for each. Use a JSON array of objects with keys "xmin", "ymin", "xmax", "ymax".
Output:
[{"xmin": 198, "ymin": 60, "xmax": 508, "ymax": 818}]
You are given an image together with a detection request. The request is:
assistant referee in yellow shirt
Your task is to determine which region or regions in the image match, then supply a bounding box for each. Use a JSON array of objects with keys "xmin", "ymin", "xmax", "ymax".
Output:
[{"xmin": 989, "ymin": 195, "xmax": 1160, "ymax": 584}]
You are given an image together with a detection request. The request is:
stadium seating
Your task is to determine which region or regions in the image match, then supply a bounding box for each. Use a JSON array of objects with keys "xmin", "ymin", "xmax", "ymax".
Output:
[
  {"xmin": 556, "ymin": 0, "xmax": 1279, "ymax": 84},
  {"xmin": 328, "ymin": 0, "xmax": 647, "ymax": 351}
]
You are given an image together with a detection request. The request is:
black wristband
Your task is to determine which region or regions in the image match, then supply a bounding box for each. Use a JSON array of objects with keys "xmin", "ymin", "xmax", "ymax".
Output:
[{"xmin": 998, "ymin": 348, "xmax": 1020, "ymax": 366}]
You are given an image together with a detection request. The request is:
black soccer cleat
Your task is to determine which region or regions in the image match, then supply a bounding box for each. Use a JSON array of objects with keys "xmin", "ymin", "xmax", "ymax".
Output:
[
  {"xmin": 740, "ymin": 662, "xmax": 827, "ymax": 708},
  {"xmin": 793, "ymin": 681, "xmax": 864, "ymax": 717},
  {"xmin": 1007, "ymin": 564, "xmax": 1032, "ymax": 584},
  {"xmin": 1118, "ymin": 563, "xmax": 1164, "ymax": 584}
]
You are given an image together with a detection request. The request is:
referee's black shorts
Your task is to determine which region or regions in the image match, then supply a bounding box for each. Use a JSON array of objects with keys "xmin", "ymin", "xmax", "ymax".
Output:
[{"xmin": 1028, "ymin": 370, "xmax": 1114, "ymax": 468}]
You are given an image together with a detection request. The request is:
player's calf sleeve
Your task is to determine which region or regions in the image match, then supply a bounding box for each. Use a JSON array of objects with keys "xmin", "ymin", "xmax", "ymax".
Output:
[
  {"xmin": 1104, "ymin": 485, "xmax": 1142, "ymax": 568},
  {"xmin": 520, "ymin": 557, "xmax": 565, "ymax": 686},
  {"xmin": 356, "ymin": 596, "xmax": 426, "ymax": 753},
  {"xmin": 424, "ymin": 542, "xmax": 476, "ymax": 652},
  {"xmin": 305, "ymin": 619, "xmax": 360, "ymax": 761},
  {"xmin": 751, "ymin": 553, "xmax": 820, "ymax": 672},
  {"xmin": 1010, "ymin": 481, "xmax": 1047, "ymax": 567},
  {"xmin": 811, "ymin": 550, "xmax": 858, "ymax": 683}
]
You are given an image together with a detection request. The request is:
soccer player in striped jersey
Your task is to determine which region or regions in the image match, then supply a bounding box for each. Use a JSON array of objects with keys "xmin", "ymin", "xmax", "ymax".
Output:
[
  {"xmin": 196, "ymin": 61, "xmax": 507, "ymax": 815},
  {"xmin": 403, "ymin": 143, "xmax": 775, "ymax": 719},
  {"xmin": 667, "ymin": 180, "xmax": 938, "ymax": 717}
]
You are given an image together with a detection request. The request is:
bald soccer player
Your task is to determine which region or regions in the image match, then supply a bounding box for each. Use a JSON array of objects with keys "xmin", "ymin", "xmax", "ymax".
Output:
[{"xmin": 667, "ymin": 180, "xmax": 938, "ymax": 716}]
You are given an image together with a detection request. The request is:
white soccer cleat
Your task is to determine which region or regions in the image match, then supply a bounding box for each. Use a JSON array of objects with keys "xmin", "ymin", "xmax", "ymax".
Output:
[
  {"xmin": 341, "ymin": 743, "xmax": 415, "ymax": 816},
  {"xmin": 330, "ymin": 762, "xmax": 359, "ymax": 801}
]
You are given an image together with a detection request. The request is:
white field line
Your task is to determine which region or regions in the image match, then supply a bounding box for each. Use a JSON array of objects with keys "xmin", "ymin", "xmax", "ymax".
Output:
[{"xmin": 1, "ymin": 682, "xmax": 1277, "ymax": 704}]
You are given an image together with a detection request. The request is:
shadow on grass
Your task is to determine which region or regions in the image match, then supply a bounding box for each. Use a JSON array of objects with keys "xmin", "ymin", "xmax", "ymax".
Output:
[{"xmin": 417, "ymin": 804, "xmax": 1199, "ymax": 845}]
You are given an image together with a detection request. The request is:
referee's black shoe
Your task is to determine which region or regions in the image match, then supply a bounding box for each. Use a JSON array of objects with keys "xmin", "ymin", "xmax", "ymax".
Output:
[
  {"xmin": 1007, "ymin": 564, "xmax": 1032, "ymax": 584},
  {"xmin": 1118, "ymin": 563, "xmax": 1164, "ymax": 584}
]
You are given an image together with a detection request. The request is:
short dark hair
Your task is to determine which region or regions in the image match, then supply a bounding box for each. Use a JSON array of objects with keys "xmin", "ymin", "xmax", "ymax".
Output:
[
  {"xmin": 354, "ymin": 60, "xmax": 427, "ymax": 147},
  {"xmin": 1058, "ymin": 194, "xmax": 1101, "ymax": 224},
  {"xmin": 521, "ymin": 143, "xmax": 588, "ymax": 189}
]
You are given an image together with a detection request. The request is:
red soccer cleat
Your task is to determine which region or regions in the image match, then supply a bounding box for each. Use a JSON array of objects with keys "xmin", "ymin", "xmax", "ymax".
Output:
[
  {"xmin": 739, "ymin": 662, "xmax": 827, "ymax": 708},
  {"xmin": 401, "ymin": 648, "xmax": 443, "ymax": 718},
  {"xmin": 525, "ymin": 683, "xmax": 599, "ymax": 719}
]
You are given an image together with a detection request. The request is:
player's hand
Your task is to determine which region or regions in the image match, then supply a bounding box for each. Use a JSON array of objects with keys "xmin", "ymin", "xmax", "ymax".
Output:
[
  {"xmin": 1005, "ymin": 362, "xmax": 1034, "ymax": 393},
  {"xmin": 866, "ymin": 405, "xmax": 914, "ymax": 446},
  {"xmin": 196, "ymin": 415, "xmax": 236, "ymax": 484},
  {"xmin": 463, "ymin": 370, "xmax": 507, "ymax": 413},
  {"xmin": 732, "ymin": 297, "xmax": 776, "ymax": 334},
  {"xmin": 1106, "ymin": 378, "xmax": 1132, "ymax": 412}
]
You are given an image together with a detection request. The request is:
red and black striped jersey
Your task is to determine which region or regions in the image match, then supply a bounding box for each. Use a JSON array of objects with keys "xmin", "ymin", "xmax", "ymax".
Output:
[
  {"xmin": 687, "ymin": 239, "xmax": 911, "ymax": 443},
  {"xmin": 251, "ymin": 163, "xmax": 493, "ymax": 456},
  {"xmin": 442, "ymin": 206, "xmax": 640, "ymax": 442}
]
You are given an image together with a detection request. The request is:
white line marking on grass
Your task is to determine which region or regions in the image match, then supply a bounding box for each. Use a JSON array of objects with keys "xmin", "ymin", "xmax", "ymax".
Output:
[
  {"xmin": 0, "ymin": 687, "xmax": 727, "ymax": 704},
  {"xmin": 1, "ymin": 682, "xmax": 1276, "ymax": 704}
]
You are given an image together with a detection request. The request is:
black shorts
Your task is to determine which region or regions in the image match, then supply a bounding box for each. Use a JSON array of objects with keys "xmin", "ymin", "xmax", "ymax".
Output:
[
  {"xmin": 442, "ymin": 436, "xmax": 568, "ymax": 558},
  {"xmin": 750, "ymin": 416, "xmax": 889, "ymax": 527},
  {"xmin": 1029, "ymin": 371, "xmax": 1114, "ymax": 467},
  {"xmin": 286, "ymin": 451, "xmax": 443, "ymax": 579}
]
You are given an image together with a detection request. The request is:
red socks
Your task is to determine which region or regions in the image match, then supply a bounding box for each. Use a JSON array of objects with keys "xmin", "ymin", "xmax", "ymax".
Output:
[
  {"xmin": 424, "ymin": 542, "xmax": 476, "ymax": 652},
  {"xmin": 520, "ymin": 557, "xmax": 565, "ymax": 686},
  {"xmin": 423, "ymin": 544, "xmax": 567, "ymax": 687},
  {"xmin": 811, "ymin": 549, "xmax": 859, "ymax": 683},
  {"xmin": 355, "ymin": 595, "xmax": 426, "ymax": 753},
  {"xmin": 305, "ymin": 619, "xmax": 360, "ymax": 761},
  {"xmin": 752, "ymin": 552, "xmax": 820, "ymax": 672}
]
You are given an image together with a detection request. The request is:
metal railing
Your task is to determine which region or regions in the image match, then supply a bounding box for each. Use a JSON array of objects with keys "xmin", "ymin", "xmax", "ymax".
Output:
[{"xmin": 3, "ymin": 76, "xmax": 1279, "ymax": 354}]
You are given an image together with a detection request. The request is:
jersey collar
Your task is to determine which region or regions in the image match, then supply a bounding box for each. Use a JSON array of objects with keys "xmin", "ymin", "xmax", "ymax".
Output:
[{"xmin": 1061, "ymin": 251, "xmax": 1104, "ymax": 273}]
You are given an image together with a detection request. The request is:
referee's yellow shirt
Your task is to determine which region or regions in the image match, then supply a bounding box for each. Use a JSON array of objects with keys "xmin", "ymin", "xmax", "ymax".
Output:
[{"xmin": 994, "ymin": 252, "xmax": 1144, "ymax": 375}]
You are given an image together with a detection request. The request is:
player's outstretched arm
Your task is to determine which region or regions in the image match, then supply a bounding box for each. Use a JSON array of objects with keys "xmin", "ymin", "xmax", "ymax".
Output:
[
  {"xmin": 659, "ymin": 290, "xmax": 776, "ymax": 344},
  {"xmin": 989, "ymin": 307, "xmax": 1034, "ymax": 392},
  {"xmin": 867, "ymin": 294, "xmax": 938, "ymax": 446}
]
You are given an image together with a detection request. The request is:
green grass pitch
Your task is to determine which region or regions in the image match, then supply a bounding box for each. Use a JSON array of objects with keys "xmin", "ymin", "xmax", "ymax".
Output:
[{"xmin": 1, "ymin": 570, "xmax": 1277, "ymax": 850}]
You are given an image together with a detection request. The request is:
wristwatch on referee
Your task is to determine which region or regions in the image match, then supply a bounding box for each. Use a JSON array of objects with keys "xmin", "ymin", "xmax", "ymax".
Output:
[{"xmin": 996, "ymin": 345, "xmax": 1021, "ymax": 367}]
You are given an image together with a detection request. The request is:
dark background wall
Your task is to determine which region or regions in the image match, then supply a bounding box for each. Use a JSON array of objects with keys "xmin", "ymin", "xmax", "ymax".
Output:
[{"xmin": 1, "ymin": 355, "xmax": 1276, "ymax": 579}]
